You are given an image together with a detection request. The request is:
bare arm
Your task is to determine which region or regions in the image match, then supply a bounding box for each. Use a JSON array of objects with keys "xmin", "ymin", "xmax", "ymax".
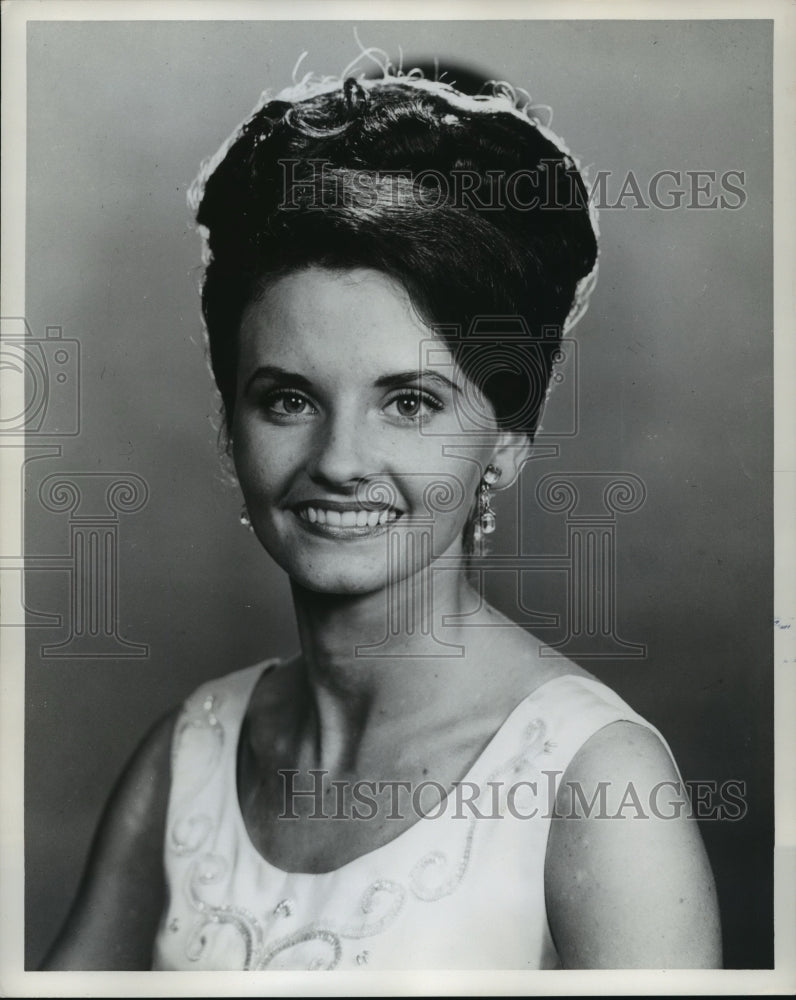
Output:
[
  {"xmin": 544, "ymin": 720, "xmax": 722, "ymax": 969},
  {"xmin": 40, "ymin": 708, "xmax": 177, "ymax": 970}
]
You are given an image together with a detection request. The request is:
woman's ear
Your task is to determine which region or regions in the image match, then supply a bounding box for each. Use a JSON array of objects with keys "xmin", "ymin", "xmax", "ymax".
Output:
[{"xmin": 489, "ymin": 431, "xmax": 533, "ymax": 488}]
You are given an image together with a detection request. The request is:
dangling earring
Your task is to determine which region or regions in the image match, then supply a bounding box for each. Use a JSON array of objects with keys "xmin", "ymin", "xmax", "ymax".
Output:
[
  {"xmin": 240, "ymin": 505, "xmax": 254, "ymax": 531},
  {"xmin": 473, "ymin": 464, "xmax": 501, "ymax": 542}
]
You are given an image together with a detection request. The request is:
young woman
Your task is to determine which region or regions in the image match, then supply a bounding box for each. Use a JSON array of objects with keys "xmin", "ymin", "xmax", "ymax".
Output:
[{"xmin": 42, "ymin": 69, "xmax": 721, "ymax": 971}]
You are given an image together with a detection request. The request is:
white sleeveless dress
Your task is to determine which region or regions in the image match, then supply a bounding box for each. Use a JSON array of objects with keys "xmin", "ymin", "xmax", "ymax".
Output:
[{"xmin": 151, "ymin": 662, "xmax": 673, "ymax": 971}]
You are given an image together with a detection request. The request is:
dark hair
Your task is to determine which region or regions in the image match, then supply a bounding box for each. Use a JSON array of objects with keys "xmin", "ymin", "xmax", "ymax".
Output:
[{"xmin": 191, "ymin": 75, "xmax": 598, "ymax": 440}]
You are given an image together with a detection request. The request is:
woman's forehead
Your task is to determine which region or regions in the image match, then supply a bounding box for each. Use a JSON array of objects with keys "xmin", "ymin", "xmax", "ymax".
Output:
[{"xmin": 239, "ymin": 265, "xmax": 458, "ymax": 375}]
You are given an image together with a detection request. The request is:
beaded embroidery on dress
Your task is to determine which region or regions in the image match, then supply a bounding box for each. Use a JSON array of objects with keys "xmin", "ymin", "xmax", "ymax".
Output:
[{"xmin": 152, "ymin": 662, "xmax": 672, "ymax": 970}]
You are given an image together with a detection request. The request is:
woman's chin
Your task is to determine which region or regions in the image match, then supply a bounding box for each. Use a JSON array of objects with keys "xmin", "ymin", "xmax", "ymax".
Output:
[
  {"xmin": 289, "ymin": 571, "xmax": 391, "ymax": 599},
  {"xmin": 256, "ymin": 521, "xmax": 467, "ymax": 598},
  {"xmin": 262, "ymin": 547, "xmax": 392, "ymax": 597}
]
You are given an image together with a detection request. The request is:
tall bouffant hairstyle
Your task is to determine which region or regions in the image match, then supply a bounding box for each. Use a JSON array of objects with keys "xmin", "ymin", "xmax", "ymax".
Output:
[{"xmin": 190, "ymin": 72, "xmax": 599, "ymax": 441}]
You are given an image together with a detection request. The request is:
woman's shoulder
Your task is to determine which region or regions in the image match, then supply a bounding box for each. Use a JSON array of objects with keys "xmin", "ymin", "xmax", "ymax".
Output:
[
  {"xmin": 527, "ymin": 653, "xmax": 723, "ymax": 967},
  {"xmin": 486, "ymin": 621, "xmax": 617, "ymax": 713},
  {"xmin": 543, "ymin": 709, "xmax": 722, "ymax": 968},
  {"xmin": 175, "ymin": 658, "xmax": 286, "ymax": 721},
  {"xmin": 486, "ymin": 625, "xmax": 677, "ymax": 781},
  {"xmin": 528, "ymin": 650, "xmax": 676, "ymax": 778},
  {"xmin": 41, "ymin": 707, "xmax": 179, "ymax": 969}
]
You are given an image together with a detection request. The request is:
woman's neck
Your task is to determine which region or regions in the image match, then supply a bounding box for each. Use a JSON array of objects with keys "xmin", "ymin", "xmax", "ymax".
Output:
[{"xmin": 288, "ymin": 565, "xmax": 495, "ymax": 769}]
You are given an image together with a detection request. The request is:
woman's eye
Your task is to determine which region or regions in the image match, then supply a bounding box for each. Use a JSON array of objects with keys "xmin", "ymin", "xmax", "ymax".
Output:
[
  {"xmin": 263, "ymin": 390, "xmax": 317, "ymax": 419},
  {"xmin": 384, "ymin": 390, "xmax": 443, "ymax": 424},
  {"xmin": 395, "ymin": 394, "xmax": 422, "ymax": 417}
]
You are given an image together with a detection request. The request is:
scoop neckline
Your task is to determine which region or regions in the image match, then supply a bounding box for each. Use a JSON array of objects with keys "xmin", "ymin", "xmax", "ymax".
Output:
[{"xmin": 230, "ymin": 663, "xmax": 593, "ymax": 880}]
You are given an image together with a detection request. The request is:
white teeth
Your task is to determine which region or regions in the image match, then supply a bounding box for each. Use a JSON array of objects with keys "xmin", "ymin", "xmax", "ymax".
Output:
[{"xmin": 299, "ymin": 506, "xmax": 400, "ymax": 528}]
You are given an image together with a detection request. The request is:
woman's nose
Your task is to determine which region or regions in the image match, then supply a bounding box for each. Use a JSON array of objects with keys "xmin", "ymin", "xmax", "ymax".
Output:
[{"xmin": 306, "ymin": 410, "xmax": 369, "ymax": 488}]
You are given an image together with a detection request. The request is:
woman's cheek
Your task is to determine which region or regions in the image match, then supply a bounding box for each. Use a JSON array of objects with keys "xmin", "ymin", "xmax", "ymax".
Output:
[{"xmin": 233, "ymin": 426, "xmax": 276, "ymax": 502}]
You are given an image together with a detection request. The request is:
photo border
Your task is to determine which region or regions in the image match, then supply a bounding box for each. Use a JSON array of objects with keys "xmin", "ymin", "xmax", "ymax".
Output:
[{"xmin": 2, "ymin": 0, "xmax": 793, "ymax": 995}]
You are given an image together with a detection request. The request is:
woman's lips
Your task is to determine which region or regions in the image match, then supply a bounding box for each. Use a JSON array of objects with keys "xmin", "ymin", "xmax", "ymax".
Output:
[
  {"xmin": 299, "ymin": 505, "xmax": 398, "ymax": 528},
  {"xmin": 292, "ymin": 503, "xmax": 401, "ymax": 536}
]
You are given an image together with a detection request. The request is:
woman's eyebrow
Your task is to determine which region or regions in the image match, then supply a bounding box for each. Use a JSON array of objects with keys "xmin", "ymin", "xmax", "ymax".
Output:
[
  {"xmin": 244, "ymin": 366, "xmax": 461, "ymax": 395},
  {"xmin": 374, "ymin": 370, "xmax": 460, "ymax": 393},
  {"xmin": 244, "ymin": 365, "xmax": 313, "ymax": 393}
]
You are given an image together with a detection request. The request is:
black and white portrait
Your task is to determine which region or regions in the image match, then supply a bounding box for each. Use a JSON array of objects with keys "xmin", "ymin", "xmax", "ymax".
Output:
[{"xmin": 2, "ymin": 3, "xmax": 792, "ymax": 995}]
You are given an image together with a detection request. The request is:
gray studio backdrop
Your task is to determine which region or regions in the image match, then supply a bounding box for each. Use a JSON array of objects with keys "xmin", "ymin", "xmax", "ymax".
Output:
[{"xmin": 23, "ymin": 20, "xmax": 772, "ymax": 968}]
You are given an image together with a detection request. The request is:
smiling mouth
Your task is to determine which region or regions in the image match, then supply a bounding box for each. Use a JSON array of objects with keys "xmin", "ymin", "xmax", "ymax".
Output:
[{"xmin": 293, "ymin": 504, "xmax": 401, "ymax": 536}]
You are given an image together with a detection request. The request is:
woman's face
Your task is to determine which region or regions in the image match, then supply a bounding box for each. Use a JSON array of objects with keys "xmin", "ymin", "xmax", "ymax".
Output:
[{"xmin": 232, "ymin": 266, "xmax": 502, "ymax": 596}]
